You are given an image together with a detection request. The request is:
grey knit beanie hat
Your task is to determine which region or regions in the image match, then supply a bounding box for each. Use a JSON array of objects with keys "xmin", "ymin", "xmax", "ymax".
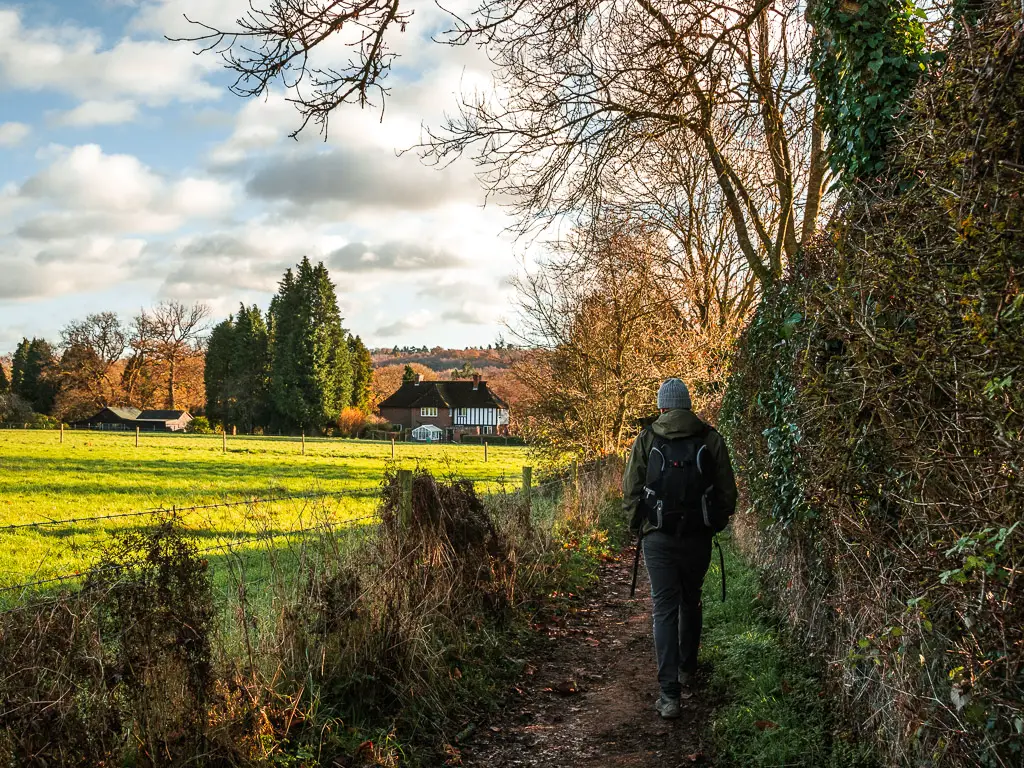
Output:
[{"xmin": 657, "ymin": 378, "xmax": 692, "ymax": 410}]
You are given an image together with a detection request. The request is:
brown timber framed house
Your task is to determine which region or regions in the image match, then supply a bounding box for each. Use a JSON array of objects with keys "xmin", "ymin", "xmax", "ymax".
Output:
[{"xmin": 377, "ymin": 374, "xmax": 510, "ymax": 441}]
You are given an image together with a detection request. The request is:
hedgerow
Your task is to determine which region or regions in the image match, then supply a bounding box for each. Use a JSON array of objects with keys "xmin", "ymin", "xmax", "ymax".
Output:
[{"xmin": 722, "ymin": 3, "xmax": 1023, "ymax": 765}]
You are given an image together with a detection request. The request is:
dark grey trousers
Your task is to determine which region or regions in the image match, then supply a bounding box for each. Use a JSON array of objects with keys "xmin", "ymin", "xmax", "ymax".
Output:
[{"xmin": 643, "ymin": 530, "xmax": 713, "ymax": 698}]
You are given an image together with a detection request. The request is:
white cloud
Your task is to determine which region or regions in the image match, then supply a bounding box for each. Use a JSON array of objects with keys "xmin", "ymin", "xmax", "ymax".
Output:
[
  {"xmin": 0, "ymin": 237, "xmax": 145, "ymax": 300},
  {"xmin": 440, "ymin": 300, "xmax": 506, "ymax": 326},
  {"xmin": 207, "ymin": 94, "xmax": 300, "ymax": 167},
  {"xmin": 129, "ymin": 0, "xmax": 255, "ymax": 39},
  {"xmin": 0, "ymin": 9, "xmax": 221, "ymax": 107},
  {"xmin": 376, "ymin": 310, "xmax": 435, "ymax": 338},
  {"xmin": 169, "ymin": 178, "xmax": 235, "ymax": 218},
  {"xmin": 330, "ymin": 241, "xmax": 466, "ymax": 273},
  {"xmin": 14, "ymin": 145, "xmax": 235, "ymax": 238},
  {"xmin": 245, "ymin": 145, "xmax": 481, "ymax": 213},
  {"xmin": 0, "ymin": 121, "xmax": 30, "ymax": 147},
  {"xmin": 54, "ymin": 100, "xmax": 140, "ymax": 127},
  {"xmin": 21, "ymin": 144, "xmax": 163, "ymax": 212}
]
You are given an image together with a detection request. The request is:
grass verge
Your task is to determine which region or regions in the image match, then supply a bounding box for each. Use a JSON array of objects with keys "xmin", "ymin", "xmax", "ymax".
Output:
[{"xmin": 701, "ymin": 537, "xmax": 878, "ymax": 768}]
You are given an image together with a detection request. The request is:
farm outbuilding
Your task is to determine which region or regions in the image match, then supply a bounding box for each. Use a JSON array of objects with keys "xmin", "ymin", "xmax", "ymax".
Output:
[
  {"xmin": 71, "ymin": 407, "xmax": 192, "ymax": 432},
  {"xmin": 135, "ymin": 410, "xmax": 193, "ymax": 432},
  {"xmin": 71, "ymin": 406, "xmax": 142, "ymax": 430},
  {"xmin": 411, "ymin": 424, "xmax": 444, "ymax": 442}
]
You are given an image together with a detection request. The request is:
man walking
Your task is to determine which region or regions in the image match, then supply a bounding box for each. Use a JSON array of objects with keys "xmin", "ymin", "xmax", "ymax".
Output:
[{"xmin": 623, "ymin": 378, "xmax": 738, "ymax": 719}]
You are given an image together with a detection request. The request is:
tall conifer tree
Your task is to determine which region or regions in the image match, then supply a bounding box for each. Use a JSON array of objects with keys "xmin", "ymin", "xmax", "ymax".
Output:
[
  {"xmin": 231, "ymin": 304, "xmax": 271, "ymax": 432},
  {"xmin": 268, "ymin": 258, "xmax": 352, "ymax": 432},
  {"xmin": 11, "ymin": 338, "xmax": 58, "ymax": 414},
  {"xmin": 348, "ymin": 335, "xmax": 373, "ymax": 411},
  {"xmin": 204, "ymin": 317, "xmax": 235, "ymax": 428}
]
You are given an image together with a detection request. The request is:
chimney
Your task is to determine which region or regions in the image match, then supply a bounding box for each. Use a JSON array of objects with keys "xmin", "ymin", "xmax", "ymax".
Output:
[
  {"xmin": 472, "ymin": 374, "xmax": 481, "ymax": 390},
  {"xmin": 415, "ymin": 374, "xmax": 424, "ymax": 386}
]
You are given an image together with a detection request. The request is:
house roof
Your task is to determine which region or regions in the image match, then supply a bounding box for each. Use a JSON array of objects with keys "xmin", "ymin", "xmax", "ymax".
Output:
[
  {"xmin": 136, "ymin": 410, "xmax": 191, "ymax": 421},
  {"xmin": 378, "ymin": 380, "xmax": 508, "ymax": 411}
]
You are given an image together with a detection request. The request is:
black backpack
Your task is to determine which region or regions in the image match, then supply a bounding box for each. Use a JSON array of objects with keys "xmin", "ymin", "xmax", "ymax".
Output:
[{"xmin": 642, "ymin": 429, "xmax": 727, "ymax": 534}]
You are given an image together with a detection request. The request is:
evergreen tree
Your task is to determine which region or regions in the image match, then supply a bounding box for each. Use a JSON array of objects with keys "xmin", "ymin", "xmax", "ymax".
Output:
[
  {"xmin": 402, "ymin": 364, "xmax": 417, "ymax": 383},
  {"xmin": 231, "ymin": 304, "xmax": 271, "ymax": 432},
  {"xmin": 204, "ymin": 316, "xmax": 235, "ymax": 428},
  {"xmin": 268, "ymin": 258, "xmax": 352, "ymax": 433},
  {"xmin": 0, "ymin": 362, "xmax": 9, "ymax": 394},
  {"xmin": 11, "ymin": 338, "xmax": 58, "ymax": 414},
  {"xmin": 452, "ymin": 362, "xmax": 479, "ymax": 380},
  {"xmin": 349, "ymin": 335, "xmax": 373, "ymax": 412}
]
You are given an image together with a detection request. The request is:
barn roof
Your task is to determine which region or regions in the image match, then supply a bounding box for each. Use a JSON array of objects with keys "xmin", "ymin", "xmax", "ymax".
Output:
[
  {"xmin": 136, "ymin": 410, "xmax": 191, "ymax": 421},
  {"xmin": 378, "ymin": 380, "xmax": 508, "ymax": 410},
  {"xmin": 107, "ymin": 406, "xmax": 142, "ymax": 420}
]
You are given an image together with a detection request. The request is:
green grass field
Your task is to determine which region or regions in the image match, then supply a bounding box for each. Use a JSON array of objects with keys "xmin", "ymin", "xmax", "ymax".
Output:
[{"xmin": 0, "ymin": 429, "xmax": 529, "ymax": 588}]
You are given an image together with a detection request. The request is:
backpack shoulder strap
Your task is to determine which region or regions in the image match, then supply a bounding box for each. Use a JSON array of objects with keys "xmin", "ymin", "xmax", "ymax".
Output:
[{"xmin": 695, "ymin": 424, "xmax": 715, "ymax": 478}]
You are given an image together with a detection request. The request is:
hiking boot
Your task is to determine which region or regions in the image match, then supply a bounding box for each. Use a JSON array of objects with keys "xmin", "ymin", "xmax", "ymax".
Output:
[{"xmin": 655, "ymin": 693, "xmax": 681, "ymax": 720}]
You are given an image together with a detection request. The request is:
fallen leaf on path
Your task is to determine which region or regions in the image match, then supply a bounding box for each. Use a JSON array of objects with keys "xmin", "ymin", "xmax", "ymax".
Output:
[
  {"xmin": 524, "ymin": 664, "xmax": 536, "ymax": 676},
  {"xmin": 684, "ymin": 751, "xmax": 704, "ymax": 762},
  {"xmin": 543, "ymin": 680, "xmax": 579, "ymax": 695},
  {"xmin": 555, "ymin": 680, "xmax": 579, "ymax": 695},
  {"xmin": 442, "ymin": 743, "xmax": 462, "ymax": 766},
  {"xmin": 754, "ymin": 720, "xmax": 780, "ymax": 730}
]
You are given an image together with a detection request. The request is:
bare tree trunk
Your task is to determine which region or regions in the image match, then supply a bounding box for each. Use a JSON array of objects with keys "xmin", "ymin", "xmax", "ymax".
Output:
[{"xmin": 168, "ymin": 359, "xmax": 176, "ymax": 410}]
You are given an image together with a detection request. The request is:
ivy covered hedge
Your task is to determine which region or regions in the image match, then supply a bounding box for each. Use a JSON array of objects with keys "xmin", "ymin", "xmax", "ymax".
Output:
[
  {"xmin": 810, "ymin": 0, "xmax": 929, "ymax": 184},
  {"xmin": 722, "ymin": 5, "xmax": 1023, "ymax": 766}
]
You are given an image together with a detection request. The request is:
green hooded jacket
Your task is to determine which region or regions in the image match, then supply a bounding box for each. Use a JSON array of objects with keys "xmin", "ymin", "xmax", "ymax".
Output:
[{"xmin": 622, "ymin": 409, "xmax": 738, "ymax": 537}]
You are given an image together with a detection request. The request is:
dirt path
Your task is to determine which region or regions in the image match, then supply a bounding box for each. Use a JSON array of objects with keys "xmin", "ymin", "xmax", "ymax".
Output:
[{"xmin": 458, "ymin": 550, "xmax": 711, "ymax": 767}]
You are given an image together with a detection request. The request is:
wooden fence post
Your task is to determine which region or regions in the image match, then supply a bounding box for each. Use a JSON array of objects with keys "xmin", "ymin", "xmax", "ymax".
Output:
[
  {"xmin": 222, "ymin": 430, "xmax": 227, "ymax": 454},
  {"xmin": 522, "ymin": 466, "xmax": 533, "ymax": 518},
  {"xmin": 398, "ymin": 469, "xmax": 414, "ymax": 527},
  {"xmin": 301, "ymin": 431, "xmax": 306, "ymax": 456},
  {"xmin": 135, "ymin": 426, "xmax": 140, "ymax": 448},
  {"xmin": 60, "ymin": 423, "xmax": 64, "ymax": 444},
  {"xmin": 391, "ymin": 437, "xmax": 396, "ymax": 459},
  {"xmin": 484, "ymin": 440, "xmax": 488, "ymax": 463}
]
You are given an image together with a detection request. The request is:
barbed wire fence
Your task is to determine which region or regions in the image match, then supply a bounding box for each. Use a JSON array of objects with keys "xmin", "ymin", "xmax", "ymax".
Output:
[{"xmin": 0, "ymin": 458, "xmax": 621, "ymax": 609}]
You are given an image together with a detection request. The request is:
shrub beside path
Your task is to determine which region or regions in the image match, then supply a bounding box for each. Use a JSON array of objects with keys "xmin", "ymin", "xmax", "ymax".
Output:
[{"xmin": 458, "ymin": 550, "xmax": 711, "ymax": 767}]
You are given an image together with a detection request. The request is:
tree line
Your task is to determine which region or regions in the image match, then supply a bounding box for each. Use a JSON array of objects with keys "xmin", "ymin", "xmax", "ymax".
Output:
[
  {"xmin": 204, "ymin": 257, "xmax": 372, "ymax": 435},
  {"xmin": 0, "ymin": 303, "xmax": 209, "ymax": 425},
  {"xmin": 1, "ymin": 258, "xmax": 370, "ymax": 434}
]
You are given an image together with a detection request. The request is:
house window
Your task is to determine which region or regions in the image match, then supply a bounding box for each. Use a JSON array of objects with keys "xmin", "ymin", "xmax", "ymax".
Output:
[
  {"xmin": 458, "ymin": 408, "xmax": 469, "ymax": 417},
  {"xmin": 420, "ymin": 407, "xmax": 438, "ymax": 417}
]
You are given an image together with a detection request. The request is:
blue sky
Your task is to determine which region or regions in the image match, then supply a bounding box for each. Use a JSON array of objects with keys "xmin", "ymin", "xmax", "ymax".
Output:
[{"xmin": 0, "ymin": 0, "xmax": 520, "ymax": 355}]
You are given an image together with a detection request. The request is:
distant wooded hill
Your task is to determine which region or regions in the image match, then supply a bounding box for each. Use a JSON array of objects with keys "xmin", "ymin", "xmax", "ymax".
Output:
[{"xmin": 370, "ymin": 347, "xmax": 524, "ymax": 373}]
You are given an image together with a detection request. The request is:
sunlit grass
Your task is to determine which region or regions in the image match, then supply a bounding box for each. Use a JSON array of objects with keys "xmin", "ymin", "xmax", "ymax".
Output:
[
  {"xmin": 0, "ymin": 429, "xmax": 529, "ymax": 584},
  {"xmin": 701, "ymin": 539, "xmax": 878, "ymax": 768}
]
